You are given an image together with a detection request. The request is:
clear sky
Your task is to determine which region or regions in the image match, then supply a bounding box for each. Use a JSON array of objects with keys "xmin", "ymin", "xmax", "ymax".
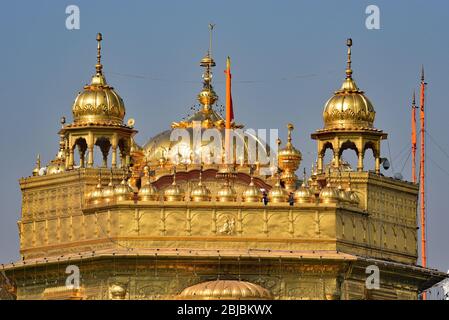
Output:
[{"xmin": 0, "ymin": 0, "xmax": 448, "ymax": 272}]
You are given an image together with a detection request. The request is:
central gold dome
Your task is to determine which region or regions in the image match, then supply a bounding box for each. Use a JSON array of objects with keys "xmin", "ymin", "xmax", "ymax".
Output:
[
  {"xmin": 322, "ymin": 38, "xmax": 376, "ymax": 130},
  {"xmin": 72, "ymin": 33, "xmax": 126, "ymax": 126}
]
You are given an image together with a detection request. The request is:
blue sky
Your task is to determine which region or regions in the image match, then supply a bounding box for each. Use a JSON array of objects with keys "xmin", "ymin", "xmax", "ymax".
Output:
[{"xmin": 0, "ymin": 0, "xmax": 448, "ymax": 272}]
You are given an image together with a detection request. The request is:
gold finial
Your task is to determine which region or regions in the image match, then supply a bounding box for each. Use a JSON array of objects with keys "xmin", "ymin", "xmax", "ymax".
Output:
[
  {"xmin": 287, "ymin": 123, "xmax": 294, "ymax": 147},
  {"xmin": 32, "ymin": 154, "xmax": 41, "ymax": 176},
  {"xmin": 97, "ymin": 171, "xmax": 102, "ymax": 187},
  {"xmin": 327, "ymin": 167, "xmax": 332, "ymax": 187},
  {"xmin": 276, "ymin": 138, "xmax": 282, "ymax": 165},
  {"xmin": 198, "ymin": 25, "xmax": 218, "ymax": 108},
  {"xmin": 302, "ymin": 168, "xmax": 307, "ymax": 186},
  {"xmin": 96, "ymin": 33, "xmax": 103, "ymax": 75},
  {"xmin": 172, "ymin": 166, "xmax": 177, "ymax": 185},
  {"xmin": 346, "ymin": 38, "xmax": 353, "ymax": 79},
  {"xmin": 198, "ymin": 167, "xmax": 203, "ymax": 186},
  {"xmin": 208, "ymin": 23, "xmax": 215, "ymax": 57}
]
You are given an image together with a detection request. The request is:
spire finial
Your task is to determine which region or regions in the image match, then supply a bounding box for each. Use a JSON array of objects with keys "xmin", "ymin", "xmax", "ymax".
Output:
[
  {"xmin": 172, "ymin": 166, "xmax": 177, "ymax": 185},
  {"xmin": 327, "ymin": 167, "xmax": 332, "ymax": 187},
  {"xmin": 97, "ymin": 171, "xmax": 102, "ymax": 187},
  {"xmin": 208, "ymin": 23, "xmax": 215, "ymax": 57},
  {"xmin": 287, "ymin": 123, "xmax": 294, "ymax": 147},
  {"xmin": 302, "ymin": 168, "xmax": 307, "ymax": 187},
  {"xmin": 32, "ymin": 154, "xmax": 41, "ymax": 176},
  {"xmin": 346, "ymin": 38, "xmax": 353, "ymax": 79},
  {"xmin": 109, "ymin": 169, "xmax": 114, "ymax": 185},
  {"xmin": 96, "ymin": 33, "xmax": 103, "ymax": 75},
  {"xmin": 198, "ymin": 25, "xmax": 217, "ymax": 108},
  {"xmin": 198, "ymin": 167, "xmax": 203, "ymax": 186}
]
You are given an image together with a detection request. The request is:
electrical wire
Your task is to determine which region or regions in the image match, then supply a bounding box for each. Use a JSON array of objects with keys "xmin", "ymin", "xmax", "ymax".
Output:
[{"xmin": 426, "ymin": 131, "xmax": 449, "ymax": 161}]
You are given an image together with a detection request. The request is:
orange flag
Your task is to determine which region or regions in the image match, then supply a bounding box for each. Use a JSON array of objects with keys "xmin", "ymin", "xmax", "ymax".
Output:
[{"xmin": 225, "ymin": 56, "xmax": 234, "ymax": 126}]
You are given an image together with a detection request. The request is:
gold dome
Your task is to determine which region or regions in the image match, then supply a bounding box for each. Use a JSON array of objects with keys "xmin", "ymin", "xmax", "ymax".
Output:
[
  {"xmin": 216, "ymin": 180, "xmax": 237, "ymax": 202},
  {"xmin": 190, "ymin": 171, "xmax": 211, "ymax": 202},
  {"xmin": 278, "ymin": 124, "xmax": 302, "ymax": 169},
  {"xmin": 102, "ymin": 175, "xmax": 116, "ymax": 203},
  {"xmin": 138, "ymin": 166, "xmax": 159, "ymax": 201},
  {"xmin": 164, "ymin": 173, "xmax": 185, "ymax": 202},
  {"xmin": 242, "ymin": 176, "xmax": 262, "ymax": 203},
  {"xmin": 278, "ymin": 124, "xmax": 302, "ymax": 192},
  {"xmin": 337, "ymin": 184, "xmax": 351, "ymax": 203},
  {"xmin": 322, "ymin": 39, "xmax": 375, "ymax": 130},
  {"xmin": 179, "ymin": 280, "xmax": 272, "ymax": 300},
  {"xmin": 268, "ymin": 178, "xmax": 288, "ymax": 203},
  {"xmin": 319, "ymin": 181, "xmax": 339, "ymax": 204},
  {"xmin": 72, "ymin": 33, "xmax": 126, "ymax": 126},
  {"xmin": 114, "ymin": 175, "xmax": 134, "ymax": 201},
  {"xmin": 346, "ymin": 176, "xmax": 360, "ymax": 204},
  {"xmin": 294, "ymin": 173, "xmax": 314, "ymax": 204},
  {"xmin": 89, "ymin": 177, "xmax": 104, "ymax": 205}
]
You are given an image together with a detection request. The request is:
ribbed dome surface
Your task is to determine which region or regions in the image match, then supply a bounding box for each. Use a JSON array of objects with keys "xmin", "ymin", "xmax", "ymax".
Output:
[{"xmin": 179, "ymin": 280, "xmax": 272, "ymax": 300}]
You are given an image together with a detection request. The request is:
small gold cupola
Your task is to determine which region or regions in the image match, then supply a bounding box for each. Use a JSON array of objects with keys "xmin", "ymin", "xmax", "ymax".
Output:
[
  {"xmin": 216, "ymin": 178, "xmax": 237, "ymax": 202},
  {"xmin": 89, "ymin": 175, "xmax": 104, "ymax": 205},
  {"xmin": 71, "ymin": 33, "xmax": 126, "ymax": 126},
  {"xmin": 322, "ymin": 38, "xmax": 375, "ymax": 130},
  {"xmin": 114, "ymin": 171, "xmax": 134, "ymax": 201},
  {"xmin": 319, "ymin": 170, "xmax": 339, "ymax": 204},
  {"xmin": 102, "ymin": 172, "xmax": 116, "ymax": 203},
  {"xmin": 138, "ymin": 166, "xmax": 159, "ymax": 201},
  {"xmin": 268, "ymin": 176, "xmax": 288, "ymax": 203},
  {"xmin": 346, "ymin": 173, "xmax": 360, "ymax": 205},
  {"xmin": 242, "ymin": 175, "xmax": 262, "ymax": 203},
  {"xmin": 278, "ymin": 124, "xmax": 302, "ymax": 192},
  {"xmin": 190, "ymin": 169, "xmax": 212, "ymax": 202},
  {"xmin": 294, "ymin": 169, "xmax": 314, "ymax": 204},
  {"xmin": 312, "ymin": 39, "xmax": 387, "ymax": 174},
  {"xmin": 164, "ymin": 168, "xmax": 185, "ymax": 202}
]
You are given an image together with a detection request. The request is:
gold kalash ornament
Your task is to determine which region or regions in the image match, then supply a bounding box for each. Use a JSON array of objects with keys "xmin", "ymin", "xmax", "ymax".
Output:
[{"xmin": 278, "ymin": 123, "xmax": 302, "ymax": 192}]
